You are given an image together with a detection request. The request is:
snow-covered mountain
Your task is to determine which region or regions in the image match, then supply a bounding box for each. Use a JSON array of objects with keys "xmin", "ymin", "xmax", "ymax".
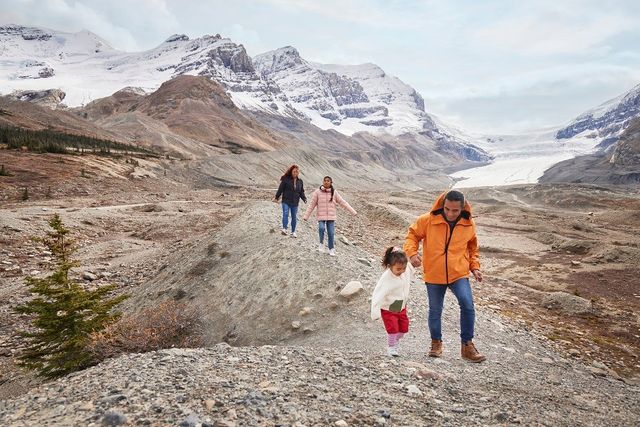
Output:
[
  {"xmin": 253, "ymin": 46, "xmax": 435, "ymax": 136},
  {"xmin": 0, "ymin": 24, "xmax": 301, "ymax": 116},
  {"xmin": 448, "ymin": 85, "xmax": 640, "ymax": 187},
  {"xmin": 555, "ymin": 83, "xmax": 640, "ymax": 148},
  {"xmin": 451, "ymin": 85, "xmax": 640, "ymax": 187},
  {"xmin": 0, "ymin": 24, "xmax": 470, "ymax": 144}
]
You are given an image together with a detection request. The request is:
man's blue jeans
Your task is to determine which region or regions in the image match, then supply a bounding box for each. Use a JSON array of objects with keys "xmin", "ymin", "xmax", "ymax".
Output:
[
  {"xmin": 426, "ymin": 278, "xmax": 475, "ymax": 342},
  {"xmin": 282, "ymin": 203, "xmax": 298, "ymax": 232},
  {"xmin": 318, "ymin": 220, "xmax": 335, "ymax": 249}
]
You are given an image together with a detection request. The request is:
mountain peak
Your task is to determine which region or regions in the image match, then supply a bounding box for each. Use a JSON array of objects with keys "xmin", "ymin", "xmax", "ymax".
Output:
[
  {"xmin": 556, "ymin": 82, "xmax": 640, "ymax": 142},
  {"xmin": 164, "ymin": 34, "xmax": 190, "ymax": 43},
  {"xmin": 0, "ymin": 24, "xmax": 53, "ymax": 41},
  {"xmin": 276, "ymin": 45, "xmax": 300, "ymax": 55},
  {"xmin": 145, "ymin": 75, "xmax": 236, "ymax": 111},
  {"xmin": 253, "ymin": 46, "xmax": 305, "ymax": 75}
]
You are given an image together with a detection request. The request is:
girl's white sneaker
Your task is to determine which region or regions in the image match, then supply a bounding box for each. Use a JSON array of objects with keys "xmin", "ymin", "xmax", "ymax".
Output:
[
  {"xmin": 317, "ymin": 244, "xmax": 325, "ymax": 253},
  {"xmin": 329, "ymin": 249, "xmax": 336, "ymax": 256},
  {"xmin": 387, "ymin": 347, "xmax": 399, "ymax": 357}
]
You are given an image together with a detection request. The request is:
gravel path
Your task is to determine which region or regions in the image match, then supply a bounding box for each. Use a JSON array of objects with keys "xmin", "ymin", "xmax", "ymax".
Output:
[{"xmin": 0, "ymin": 338, "xmax": 637, "ymax": 426}]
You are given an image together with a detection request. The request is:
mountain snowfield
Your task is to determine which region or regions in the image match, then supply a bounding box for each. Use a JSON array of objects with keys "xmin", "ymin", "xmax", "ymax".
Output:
[
  {"xmin": 453, "ymin": 82, "xmax": 640, "ymax": 187},
  {"xmin": 451, "ymin": 130, "xmax": 601, "ymax": 188},
  {"xmin": 0, "ymin": 25, "xmax": 273, "ymax": 109}
]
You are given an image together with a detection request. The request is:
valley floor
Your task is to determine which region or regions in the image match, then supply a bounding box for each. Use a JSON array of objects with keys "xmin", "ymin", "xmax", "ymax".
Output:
[{"xmin": 1, "ymin": 155, "xmax": 639, "ymax": 425}]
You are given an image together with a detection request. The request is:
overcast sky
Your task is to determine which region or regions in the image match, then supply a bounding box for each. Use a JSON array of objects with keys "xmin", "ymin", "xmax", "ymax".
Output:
[{"xmin": 2, "ymin": 0, "xmax": 640, "ymax": 134}]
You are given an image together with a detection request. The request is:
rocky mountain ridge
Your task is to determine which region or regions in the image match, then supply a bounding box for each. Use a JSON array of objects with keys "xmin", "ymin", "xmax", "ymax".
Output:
[
  {"xmin": 541, "ymin": 118, "xmax": 640, "ymax": 185},
  {"xmin": 0, "ymin": 24, "xmax": 468, "ymax": 145},
  {"xmin": 556, "ymin": 83, "xmax": 640, "ymax": 148}
]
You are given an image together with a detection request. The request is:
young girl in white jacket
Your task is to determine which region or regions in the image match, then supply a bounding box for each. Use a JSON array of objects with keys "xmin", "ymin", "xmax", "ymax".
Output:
[{"xmin": 371, "ymin": 247, "xmax": 415, "ymax": 357}]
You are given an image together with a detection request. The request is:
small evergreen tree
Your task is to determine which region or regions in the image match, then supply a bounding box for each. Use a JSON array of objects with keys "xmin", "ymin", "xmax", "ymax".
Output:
[
  {"xmin": 15, "ymin": 214, "xmax": 128, "ymax": 378},
  {"xmin": 0, "ymin": 164, "xmax": 10, "ymax": 176},
  {"xmin": 21, "ymin": 187, "xmax": 29, "ymax": 201}
]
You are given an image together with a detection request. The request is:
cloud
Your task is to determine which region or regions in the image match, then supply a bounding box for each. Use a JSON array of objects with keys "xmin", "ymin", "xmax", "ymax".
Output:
[
  {"xmin": 473, "ymin": 3, "xmax": 637, "ymax": 55},
  {"xmin": 226, "ymin": 24, "xmax": 264, "ymax": 53},
  {"xmin": 426, "ymin": 66, "xmax": 640, "ymax": 133},
  {"xmin": 0, "ymin": 0, "xmax": 180, "ymax": 50},
  {"xmin": 254, "ymin": 0, "xmax": 422, "ymax": 29},
  {"xmin": 437, "ymin": 64, "xmax": 640, "ymax": 99}
]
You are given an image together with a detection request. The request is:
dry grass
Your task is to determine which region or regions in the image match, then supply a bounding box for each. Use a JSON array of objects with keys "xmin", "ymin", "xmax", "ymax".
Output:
[{"xmin": 88, "ymin": 300, "xmax": 203, "ymax": 362}]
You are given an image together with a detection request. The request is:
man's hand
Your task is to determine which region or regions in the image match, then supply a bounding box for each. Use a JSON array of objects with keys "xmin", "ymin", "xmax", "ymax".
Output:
[
  {"xmin": 272, "ymin": 197, "xmax": 278, "ymax": 203},
  {"xmin": 409, "ymin": 254, "xmax": 422, "ymax": 268},
  {"xmin": 471, "ymin": 269, "xmax": 483, "ymax": 283}
]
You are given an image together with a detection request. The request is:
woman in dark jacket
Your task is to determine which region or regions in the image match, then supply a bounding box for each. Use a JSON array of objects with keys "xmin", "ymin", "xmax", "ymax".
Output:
[{"xmin": 272, "ymin": 164, "xmax": 307, "ymax": 237}]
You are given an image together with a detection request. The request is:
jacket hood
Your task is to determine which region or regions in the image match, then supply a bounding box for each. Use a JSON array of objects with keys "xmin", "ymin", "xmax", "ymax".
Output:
[{"xmin": 430, "ymin": 192, "xmax": 472, "ymax": 220}]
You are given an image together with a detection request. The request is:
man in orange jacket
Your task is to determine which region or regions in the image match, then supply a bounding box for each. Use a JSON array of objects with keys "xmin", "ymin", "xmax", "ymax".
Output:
[{"xmin": 403, "ymin": 190, "xmax": 486, "ymax": 362}]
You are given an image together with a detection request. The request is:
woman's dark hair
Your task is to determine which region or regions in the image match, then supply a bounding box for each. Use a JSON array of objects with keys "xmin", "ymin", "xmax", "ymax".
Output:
[
  {"xmin": 281, "ymin": 164, "xmax": 299, "ymax": 181},
  {"xmin": 445, "ymin": 190, "xmax": 465, "ymax": 207},
  {"xmin": 381, "ymin": 246, "xmax": 408, "ymax": 269},
  {"xmin": 321, "ymin": 176, "xmax": 334, "ymax": 202}
]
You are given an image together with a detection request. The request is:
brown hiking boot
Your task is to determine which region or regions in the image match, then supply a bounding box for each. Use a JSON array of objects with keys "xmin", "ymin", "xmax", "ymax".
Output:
[
  {"xmin": 461, "ymin": 341, "xmax": 486, "ymax": 363},
  {"xmin": 428, "ymin": 339, "xmax": 443, "ymax": 357}
]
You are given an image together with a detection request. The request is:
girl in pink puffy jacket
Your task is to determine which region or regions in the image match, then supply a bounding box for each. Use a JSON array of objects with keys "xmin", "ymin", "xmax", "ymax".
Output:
[{"xmin": 303, "ymin": 176, "xmax": 357, "ymax": 256}]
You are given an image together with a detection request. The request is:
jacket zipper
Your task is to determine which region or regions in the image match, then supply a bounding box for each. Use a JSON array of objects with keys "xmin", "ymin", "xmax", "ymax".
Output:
[
  {"xmin": 322, "ymin": 189, "xmax": 331, "ymax": 218},
  {"xmin": 443, "ymin": 223, "xmax": 456, "ymax": 285}
]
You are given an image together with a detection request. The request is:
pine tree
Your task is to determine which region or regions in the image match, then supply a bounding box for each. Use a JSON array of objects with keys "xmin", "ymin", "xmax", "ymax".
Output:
[
  {"xmin": 0, "ymin": 164, "xmax": 10, "ymax": 176},
  {"xmin": 15, "ymin": 214, "xmax": 128, "ymax": 378},
  {"xmin": 21, "ymin": 187, "xmax": 29, "ymax": 200}
]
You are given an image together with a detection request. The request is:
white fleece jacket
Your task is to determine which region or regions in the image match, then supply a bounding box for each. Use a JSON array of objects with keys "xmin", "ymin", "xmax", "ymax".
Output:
[{"xmin": 370, "ymin": 264, "xmax": 415, "ymax": 320}]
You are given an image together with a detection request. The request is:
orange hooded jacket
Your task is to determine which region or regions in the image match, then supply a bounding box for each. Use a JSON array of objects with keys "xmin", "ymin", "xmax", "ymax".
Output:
[{"xmin": 403, "ymin": 192, "xmax": 480, "ymax": 285}]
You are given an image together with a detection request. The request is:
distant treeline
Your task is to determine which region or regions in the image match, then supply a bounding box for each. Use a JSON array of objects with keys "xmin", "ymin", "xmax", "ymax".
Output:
[{"xmin": 0, "ymin": 125, "xmax": 157, "ymax": 157}]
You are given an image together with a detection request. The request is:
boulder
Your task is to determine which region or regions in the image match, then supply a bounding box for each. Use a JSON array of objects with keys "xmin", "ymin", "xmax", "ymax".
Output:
[
  {"xmin": 541, "ymin": 292, "xmax": 593, "ymax": 315},
  {"xmin": 339, "ymin": 281, "xmax": 363, "ymax": 299}
]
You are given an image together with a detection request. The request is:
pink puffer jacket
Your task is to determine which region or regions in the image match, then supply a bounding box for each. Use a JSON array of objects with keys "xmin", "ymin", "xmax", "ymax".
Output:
[{"xmin": 303, "ymin": 186, "xmax": 357, "ymax": 221}]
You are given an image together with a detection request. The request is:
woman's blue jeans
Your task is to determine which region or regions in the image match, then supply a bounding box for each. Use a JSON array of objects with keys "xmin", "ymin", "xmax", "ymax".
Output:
[
  {"xmin": 426, "ymin": 278, "xmax": 475, "ymax": 342},
  {"xmin": 282, "ymin": 203, "xmax": 298, "ymax": 232},
  {"xmin": 318, "ymin": 220, "xmax": 335, "ymax": 249}
]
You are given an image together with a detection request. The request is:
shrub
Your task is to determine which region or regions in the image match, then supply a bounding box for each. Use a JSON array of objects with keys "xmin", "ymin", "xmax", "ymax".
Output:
[{"xmin": 88, "ymin": 300, "xmax": 203, "ymax": 361}]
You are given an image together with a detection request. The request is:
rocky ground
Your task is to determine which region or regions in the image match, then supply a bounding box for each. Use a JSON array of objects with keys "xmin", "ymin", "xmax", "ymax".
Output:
[
  {"xmin": 1, "ymin": 153, "xmax": 639, "ymax": 425},
  {"xmin": 0, "ymin": 337, "xmax": 638, "ymax": 426}
]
